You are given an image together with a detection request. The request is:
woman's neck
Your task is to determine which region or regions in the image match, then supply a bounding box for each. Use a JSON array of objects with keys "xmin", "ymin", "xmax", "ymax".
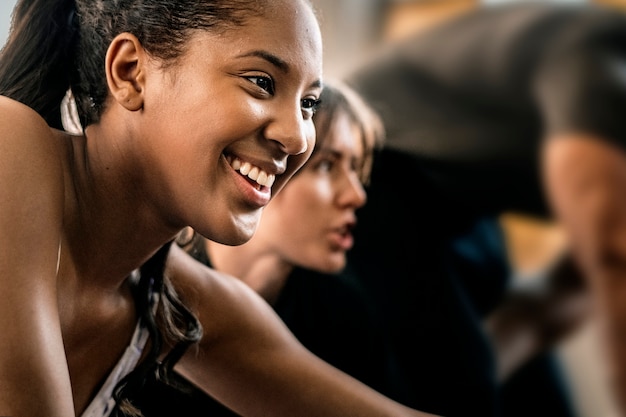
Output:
[
  {"xmin": 61, "ymin": 126, "xmax": 179, "ymax": 288},
  {"xmin": 204, "ymin": 239, "xmax": 292, "ymax": 305}
]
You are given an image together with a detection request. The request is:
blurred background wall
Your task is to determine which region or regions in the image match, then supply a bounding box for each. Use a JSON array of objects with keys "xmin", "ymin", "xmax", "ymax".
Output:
[
  {"xmin": 313, "ymin": 0, "xmax": 623, "ymax": 79},
  {"xmin": 0, "ymin": 1, "xmax": 16, "ymax": 47}
]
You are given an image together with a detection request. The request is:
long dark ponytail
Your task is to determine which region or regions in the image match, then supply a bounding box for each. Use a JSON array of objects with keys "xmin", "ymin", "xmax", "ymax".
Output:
[{"xmin": 0, "ymin": 0, "xmax": 77, "ymax": 129}]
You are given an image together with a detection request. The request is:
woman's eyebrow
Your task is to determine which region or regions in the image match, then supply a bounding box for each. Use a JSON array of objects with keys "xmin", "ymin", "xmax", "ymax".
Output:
[
  {"xmin": 238, "ymin": 50, "xmax": 289, "ymax": 72},
  {"xmin": 237, "ymin": 50, "xmax": 323, "ymax": 90}
]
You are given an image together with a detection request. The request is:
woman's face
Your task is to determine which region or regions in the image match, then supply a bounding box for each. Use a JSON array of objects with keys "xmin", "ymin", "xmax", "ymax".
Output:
[
  {"xmin": 252, "ymin": 110, "xmax": 368, "ymax": 273},
  {"xmin": 133, "ymin": 0, "xmax": 323, "ymax": 245}
]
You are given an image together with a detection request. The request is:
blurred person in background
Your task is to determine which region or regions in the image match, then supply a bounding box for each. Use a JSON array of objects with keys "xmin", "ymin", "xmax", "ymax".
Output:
[{"xmin": 336, "ymin": 0, "xmax": 626, "ymax": 416}]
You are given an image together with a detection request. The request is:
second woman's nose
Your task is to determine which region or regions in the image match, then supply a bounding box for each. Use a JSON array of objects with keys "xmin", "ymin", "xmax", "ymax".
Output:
[{"xmin": 337, "ymin": 171, "xmax": 367, "ymax": 209}]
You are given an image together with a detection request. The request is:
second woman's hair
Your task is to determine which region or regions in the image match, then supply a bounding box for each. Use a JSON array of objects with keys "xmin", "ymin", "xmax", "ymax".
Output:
[{"xmin": 311, "ymin": 80, "xmax": 385, "ymax": 185}]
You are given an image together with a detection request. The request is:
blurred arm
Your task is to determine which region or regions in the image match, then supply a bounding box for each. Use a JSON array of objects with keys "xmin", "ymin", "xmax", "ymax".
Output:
[
  {"xmin": 485, "ymin": 252, "xmax": 590, "ymax": 381},
  {"xmin": 543, "ymin": 133, "xmax": 626, "ymax": 414}
]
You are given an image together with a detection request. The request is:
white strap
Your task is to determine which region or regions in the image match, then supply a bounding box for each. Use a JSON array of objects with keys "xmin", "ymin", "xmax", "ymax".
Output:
[{"xmin": 80, "ymin": 317, "xmax": 150, "ymax": 417}]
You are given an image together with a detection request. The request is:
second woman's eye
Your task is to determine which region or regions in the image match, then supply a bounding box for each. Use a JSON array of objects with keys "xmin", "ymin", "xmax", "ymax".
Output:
[
  {"xmin": 246, "ymin": 75, "xmax": 275, "ymax": 95},
  {"xmin": 317, "ymin": 159, "xmax": 333, "ymax": 173},
  {"xmin": 313, "ymin": 154, "xmax": 337, "ymax": 173}
]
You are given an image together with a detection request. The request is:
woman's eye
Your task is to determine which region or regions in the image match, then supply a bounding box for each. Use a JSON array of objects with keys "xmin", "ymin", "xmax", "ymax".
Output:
[
  {"xmin": 315, "ymin": 158, "xmax": 334, "ymax": 173},
  {"xmin": 247, "ymin": 76, "xmax": 275, "ymax": 95},
  {"xmin": 302, "ymin": 98, "xmax": 321, "ymax": 116}
]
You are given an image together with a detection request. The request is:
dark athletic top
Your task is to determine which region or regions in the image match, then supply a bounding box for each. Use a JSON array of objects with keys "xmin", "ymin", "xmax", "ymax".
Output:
[{"xmin": 343, "ymin": 3, "xmax": 626, "ymax": 417}]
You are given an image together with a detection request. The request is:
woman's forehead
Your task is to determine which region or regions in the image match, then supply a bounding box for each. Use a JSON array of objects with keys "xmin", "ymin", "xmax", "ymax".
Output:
[{"xmin": 251, "ymin": 0, "xmax": 323, "ymax": 62}]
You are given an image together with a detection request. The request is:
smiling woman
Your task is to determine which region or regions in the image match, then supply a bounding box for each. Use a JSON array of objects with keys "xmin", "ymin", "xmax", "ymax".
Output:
[{"xmin": 0, "ymin": 0, "xmax": 440, "ymax": 417}]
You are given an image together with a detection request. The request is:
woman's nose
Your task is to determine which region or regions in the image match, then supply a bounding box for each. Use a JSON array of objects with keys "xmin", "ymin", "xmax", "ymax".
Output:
[
  {"xmin": 338, "ymin": 172, "xmax": 367, "ymax": 209},
  {"xmin": 264, "ymin": 106, "xmax": 311, "ymax": 156}
]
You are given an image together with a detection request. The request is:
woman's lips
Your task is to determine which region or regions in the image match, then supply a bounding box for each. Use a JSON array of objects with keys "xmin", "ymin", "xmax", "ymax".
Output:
[{"xmin": 329, "ymin": 226, "xmax": 354, "ymax": 251}]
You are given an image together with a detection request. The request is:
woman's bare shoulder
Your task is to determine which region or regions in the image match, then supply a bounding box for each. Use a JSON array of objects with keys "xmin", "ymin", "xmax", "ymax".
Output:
[
  {"xmin": 0, "ymin": 95, "xmax": 51, "ymax": 131},
  {"xmin": 0, "ymin": 95, "xmax": 66, "ymax": 188},
  {"xmin": 0, "ymin": 96, "xmax": 70, "ymax": 414},
  {"xmin": 0, "ymin": 95, "xmax": 66, "ymax": 277},
  {"xmin": 0, "ymin": 95, "xmax": 60, "ymax": 158},
  {"xmin": 166, "ymin": 244, "xmax": 285, "ymax": 336}
]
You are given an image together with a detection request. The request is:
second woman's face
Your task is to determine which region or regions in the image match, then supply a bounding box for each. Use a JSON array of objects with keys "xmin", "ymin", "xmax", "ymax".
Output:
[
  {"xmin": 135, "ymin": 0, "xmax": 323, "ymax": 246},
  {"xmin": 253, "ymin": 111, "xmax": 368, "ymax": 273}
]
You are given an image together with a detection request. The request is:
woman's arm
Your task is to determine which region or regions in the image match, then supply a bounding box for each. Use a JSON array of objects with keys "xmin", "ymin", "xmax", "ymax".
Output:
[
  {"xmin": 167, "ymin": 244, "xmax": 440, "ymax": 417},
  {"xmin": 0, "ymin": 97, "xmax": 74, "ymax": 416}
]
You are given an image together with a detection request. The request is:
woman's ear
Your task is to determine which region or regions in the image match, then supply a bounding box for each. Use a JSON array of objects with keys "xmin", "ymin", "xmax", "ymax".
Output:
[{"xmin": 105, "ymin": 33, "xmax": 146, "ymax": 112}]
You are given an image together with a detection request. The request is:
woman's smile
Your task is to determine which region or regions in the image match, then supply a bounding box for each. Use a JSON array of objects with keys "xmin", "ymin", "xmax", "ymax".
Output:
[
  {"xmin": 225, "ymin": 154, "xmax": 274, "ymax": 208},
  {"xmin": 227, "ymin": 155, "xmax": 276, "ymax": 188}
]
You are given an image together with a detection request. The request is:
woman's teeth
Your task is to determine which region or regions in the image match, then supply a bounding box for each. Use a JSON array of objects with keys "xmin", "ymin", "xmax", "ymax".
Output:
[{"xmin": 230, "ymin": 157, "xmax": 275, "ymax": 188}]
